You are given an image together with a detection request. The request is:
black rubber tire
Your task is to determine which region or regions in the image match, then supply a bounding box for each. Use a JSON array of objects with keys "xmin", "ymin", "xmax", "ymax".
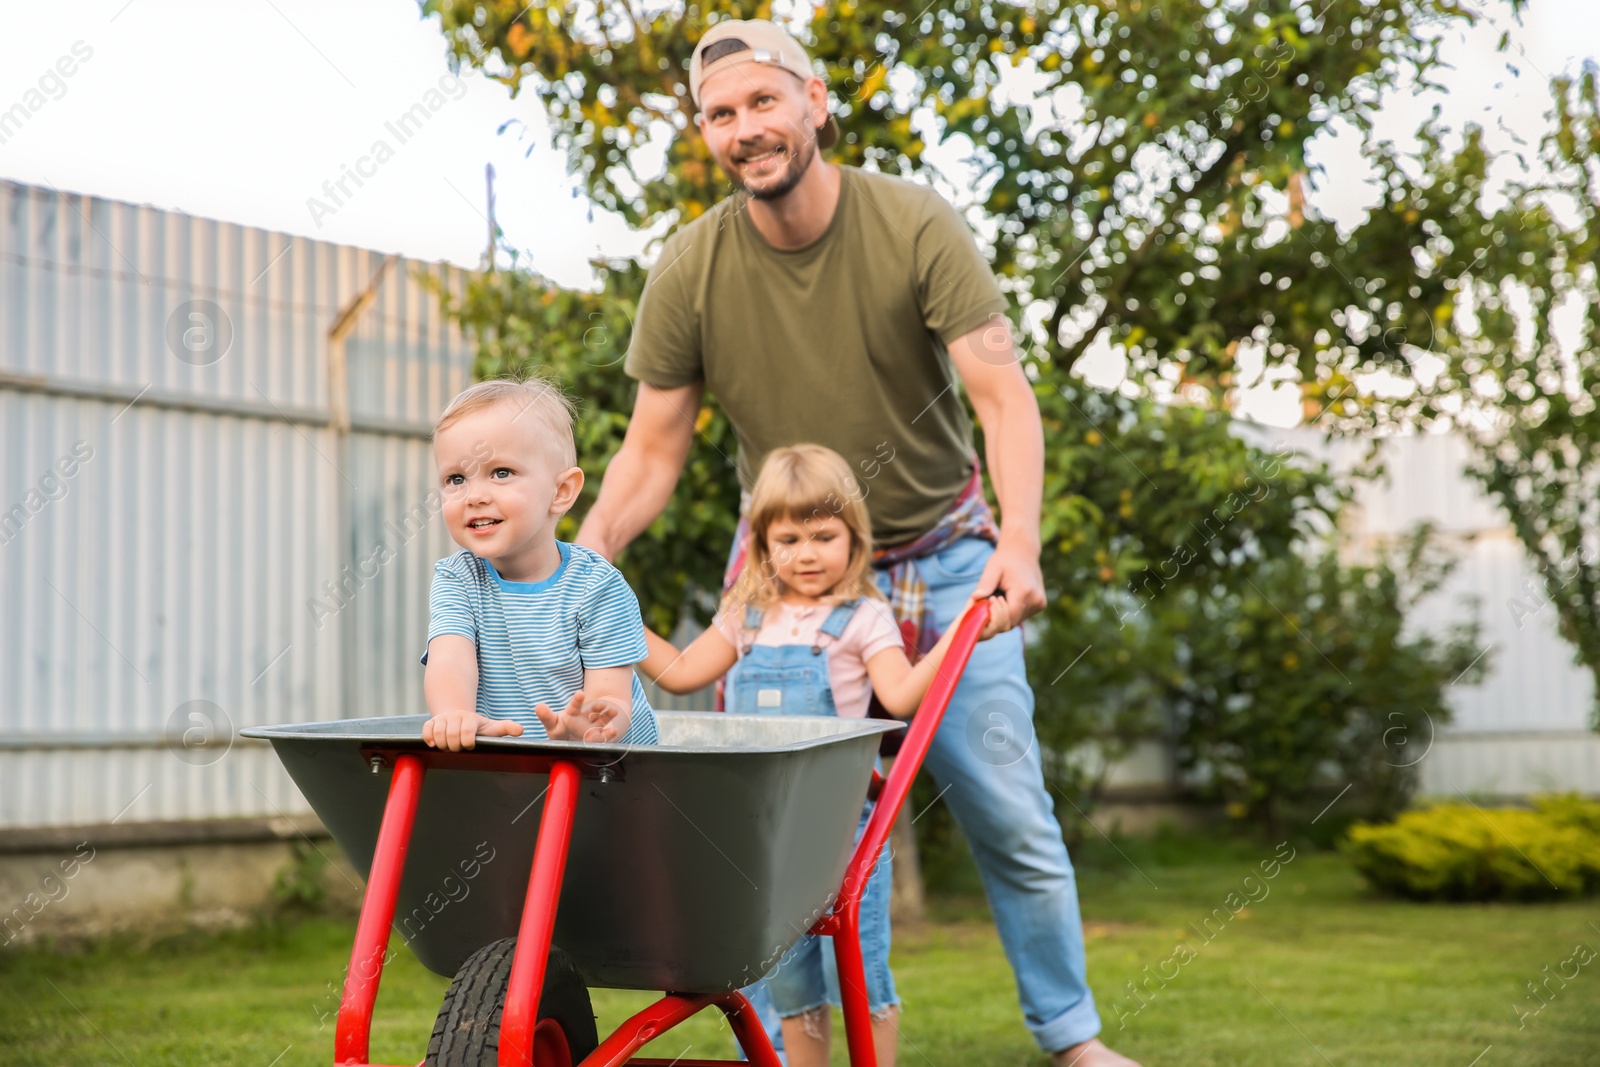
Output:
[{"xmin": 426, "ymin": 937, "xmax": 598, "ymax": 1066}]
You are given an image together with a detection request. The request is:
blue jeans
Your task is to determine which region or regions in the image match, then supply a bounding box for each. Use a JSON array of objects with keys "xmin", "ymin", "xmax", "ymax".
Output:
[
  {"xmin": 764, "ymin": 805, "xmax": 897, "ymax": 1018},
  {"xmin": 875, "ymin": 535, "xmax": 1101, "ymax": 1051}
]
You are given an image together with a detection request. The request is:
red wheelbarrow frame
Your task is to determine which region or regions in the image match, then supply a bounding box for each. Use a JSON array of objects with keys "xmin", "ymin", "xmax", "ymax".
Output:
[{"xmin": 331, "ymin": 601, "xmax": 991, "ymax": 1067}]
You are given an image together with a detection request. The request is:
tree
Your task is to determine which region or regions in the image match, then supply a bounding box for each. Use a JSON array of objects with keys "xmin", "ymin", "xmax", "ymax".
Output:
[
  {"xmin": 1336, "ymin": 69, "xmax": 1600, "ymax": 718},
  {"xmin": 420, "ymin": 0, "xmax": 1538, "ymax": 393},
  {"xmin": 418, "ymin": 1, "xmax": 1512, "ymax": 798},
  {"xmin": 1024, "ymin": 379, "xmax": 1346, "ymax": 832}
]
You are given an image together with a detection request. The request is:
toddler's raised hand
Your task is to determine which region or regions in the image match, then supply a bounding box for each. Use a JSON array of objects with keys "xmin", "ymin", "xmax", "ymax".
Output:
[{"xmin": 535, "ymin": 690, "xmax": 631, "ymax": 743}]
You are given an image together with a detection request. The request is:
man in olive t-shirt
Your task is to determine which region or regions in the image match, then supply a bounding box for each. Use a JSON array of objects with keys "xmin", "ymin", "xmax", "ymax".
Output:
[
  {"xmin": 625, "ymin": 162, "xmax": 1007, "ymax": 545},
  {"xmin": 577, "ymin": 18, "xmax": 1140, "ymax": 1067}
]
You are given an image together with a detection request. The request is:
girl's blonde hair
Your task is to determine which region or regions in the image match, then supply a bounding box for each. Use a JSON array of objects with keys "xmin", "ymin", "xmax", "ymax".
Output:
[{"xmin": 725, "ymin": 444, "xmax": 886, "ymax": 615}]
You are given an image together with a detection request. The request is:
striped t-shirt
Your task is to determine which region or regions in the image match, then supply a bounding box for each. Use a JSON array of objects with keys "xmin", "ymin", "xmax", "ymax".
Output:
[{"xmin": 422, "ymin": 543, "xmax": 659, "ymax": 744}]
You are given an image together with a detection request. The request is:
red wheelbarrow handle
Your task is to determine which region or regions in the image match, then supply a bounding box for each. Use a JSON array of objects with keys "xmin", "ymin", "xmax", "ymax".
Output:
[
  {"xmin": 832, "ymin": 597, "xmax": 990, "ymax": 919},
  {"xmin": 814, "ymin": 597, "xmax": 992, "ymax": 1067}
]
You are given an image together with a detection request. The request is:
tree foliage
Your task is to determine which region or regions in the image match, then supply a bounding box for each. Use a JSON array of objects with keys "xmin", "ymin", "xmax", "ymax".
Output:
[
  {"xmin": 1026, "ymin": 382, "xmax": 1343, "ymax": 813},
  {"xmin": 1161, "ymin": 532, "xmax": 1484, "ymax": 835},
  {"xmin": 1026, "ymin": 388, "xmax": 1482, "ymax": 835},
  {"xmin": 1342, "ymin": 68, "xmax": 1600, "ymax": 716},
  {"xmin": 423, "ymin": 0, "xmax": 1527, "ymax": 390},
  {"xmin": 420, "ymin": 0, "xmax": 1516, "ymax": 816}
]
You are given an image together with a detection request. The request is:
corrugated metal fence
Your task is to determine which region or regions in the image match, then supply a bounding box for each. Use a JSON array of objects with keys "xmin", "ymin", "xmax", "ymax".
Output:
[
  {"xmin": 3, "ymin": 178, "xmax": 1590, "ymax": 834},
  {"xmin": 1270, "ymin": 427, "xmax": 1599, "ymax": 795},
  {"xmin": 0, "ymin": 178, "xmax": 474, "ymax": 829}
]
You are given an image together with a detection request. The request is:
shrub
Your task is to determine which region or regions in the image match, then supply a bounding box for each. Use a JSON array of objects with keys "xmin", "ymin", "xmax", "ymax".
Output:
[
  {"xmin": 1154, "ymin": 527, "xmax": 1482, "ymax": 838},
  {"xmin": 1345, "ymin": 794, "xmax": 1600, "ymax": 901}
]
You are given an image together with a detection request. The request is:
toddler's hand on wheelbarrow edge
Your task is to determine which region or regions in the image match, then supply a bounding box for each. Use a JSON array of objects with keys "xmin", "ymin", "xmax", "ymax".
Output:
[
  {"xmin": 535, "ymin": 691, "xmax": 632, "ymax": 743},
  {"xmin": 423, "ymin": 710, "xmax": 524, "ymax": 751}
]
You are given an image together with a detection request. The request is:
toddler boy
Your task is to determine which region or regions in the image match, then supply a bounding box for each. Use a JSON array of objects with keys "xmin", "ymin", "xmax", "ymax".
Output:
[{"xmin": 421, "ymin": 376, "xmax": 659, "ymax": 750}]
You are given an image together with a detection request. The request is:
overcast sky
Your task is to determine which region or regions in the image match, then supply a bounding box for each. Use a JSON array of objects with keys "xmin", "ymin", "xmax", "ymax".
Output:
[{"xmin": 0, "ymin": 0, "xmax": 1595, "ymax": 425}]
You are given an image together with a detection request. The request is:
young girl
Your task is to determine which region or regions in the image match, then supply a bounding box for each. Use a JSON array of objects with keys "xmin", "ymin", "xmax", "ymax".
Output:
[{"xmin": 640, "ymin": 444, "xmax": 1010, "ymax": 1067}]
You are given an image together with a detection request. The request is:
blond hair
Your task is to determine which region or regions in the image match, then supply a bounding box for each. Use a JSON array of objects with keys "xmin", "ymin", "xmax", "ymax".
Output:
[
  {"xmin": 726, "ymin": 444, "xmax": 886, "ymax": 616},
  {"xmin": 433, "ymin": 373, "xmax": 577, "ymax": 469}
]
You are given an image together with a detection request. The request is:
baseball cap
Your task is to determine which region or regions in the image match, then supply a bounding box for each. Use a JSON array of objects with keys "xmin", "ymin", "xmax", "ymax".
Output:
[{"xmin": 688, "ymin": 18, "xmax": 841, "ymax": 150}]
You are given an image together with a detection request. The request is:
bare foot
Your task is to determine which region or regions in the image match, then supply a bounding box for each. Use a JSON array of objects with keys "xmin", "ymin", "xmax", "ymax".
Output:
[{"xmin": 1051, "ymin": 1038, "xmax": 1142, "ymax": 1067}]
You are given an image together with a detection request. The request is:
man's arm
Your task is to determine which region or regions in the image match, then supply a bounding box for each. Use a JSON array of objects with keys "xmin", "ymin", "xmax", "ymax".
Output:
[
  {"xmin": 946, "ymin": 318, "xmax": 1048, "ymax": 622},
  {"xmin": 575, "ymin": 381, "xmax": 704, "ymax": 562}
]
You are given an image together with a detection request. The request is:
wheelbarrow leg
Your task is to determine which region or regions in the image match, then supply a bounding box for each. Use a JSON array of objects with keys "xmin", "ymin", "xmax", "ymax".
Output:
[
  {"xmin": 575, "ymin": 990, "xmax": 783, "ymax": 1067},
  {"xmin": 716, "ymin": 990, "xmax": 786, "ymax": 1067},
  {"xmin": 500, "ymin": 759, "xmax": 582, "ymax": 1067},
  {"xmin": 335, "ymin": 753, "xmax": 426, "ymax": 1066},
  {"xmin": 828, "ymin": 901, "xmax": 877, "ymax": 1067}
]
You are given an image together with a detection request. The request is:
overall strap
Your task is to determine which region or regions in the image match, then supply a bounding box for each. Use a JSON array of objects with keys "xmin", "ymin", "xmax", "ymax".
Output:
[
  {"xmin": 811, "ymin": 598, "xmax": 862, "ymax": 653},
  {"xmin": 739, "ymin": 604, "xmax": 765, "ymax": 655}
]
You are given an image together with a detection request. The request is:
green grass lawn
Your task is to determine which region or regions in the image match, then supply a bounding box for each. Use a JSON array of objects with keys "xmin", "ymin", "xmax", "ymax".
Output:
[{"xmin": 3, "ymin": 831, "xmax": 1597, "ymax": 1065}]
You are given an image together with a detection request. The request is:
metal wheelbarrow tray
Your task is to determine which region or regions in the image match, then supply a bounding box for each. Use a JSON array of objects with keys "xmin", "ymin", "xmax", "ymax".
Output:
[
  {"xmin": 245, "ymin": 711, "xmax": 899, "ymax": 992},
  {"xmin": 242, "ymin": 602, "xmax": 991, "ymax": 1067}
]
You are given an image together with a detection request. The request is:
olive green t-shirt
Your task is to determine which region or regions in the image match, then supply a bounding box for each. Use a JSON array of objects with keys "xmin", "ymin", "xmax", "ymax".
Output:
[{"xmin": 623, "ymin": 165, "xmax": 1008, "ymax": 546}]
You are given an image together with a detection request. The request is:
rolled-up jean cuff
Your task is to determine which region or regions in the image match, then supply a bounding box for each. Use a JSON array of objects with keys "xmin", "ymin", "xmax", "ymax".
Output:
[
  {"xmin": 1035, "ymin": 996, "xmax": 1103, "ymax": 1054},
  {"xmin": 775, "ymin": 997, "xmax": 830, "ymax": 1020},
  {"xmin": 864, "ymin": 993, "xmax": 901, "ymax": 1017}
]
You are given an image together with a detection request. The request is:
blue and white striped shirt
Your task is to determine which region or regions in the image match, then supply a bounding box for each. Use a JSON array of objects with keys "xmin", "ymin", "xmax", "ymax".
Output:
[{"xmin": 422, "ymin": 543, "xmax": 659, "ymax": 744}]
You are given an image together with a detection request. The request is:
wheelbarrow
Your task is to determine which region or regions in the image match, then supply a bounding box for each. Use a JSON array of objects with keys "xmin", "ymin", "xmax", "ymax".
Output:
[{"xmin": 244, "ymin": 601, "xmax": 990, "ymax": 1067}]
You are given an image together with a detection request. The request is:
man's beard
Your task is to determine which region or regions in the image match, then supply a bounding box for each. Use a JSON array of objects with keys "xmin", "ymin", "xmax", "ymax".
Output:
[{"xmin": 728, "ymin": 130, "xmax": 817, "ymax": 201}]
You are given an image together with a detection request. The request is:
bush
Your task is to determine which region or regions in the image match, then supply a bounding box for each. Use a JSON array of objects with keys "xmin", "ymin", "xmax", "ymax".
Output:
[
  {"xmin": 1164, "ymin": 531, "xmax": 1484, "ymax": 837},
  {"xmin": 1345, "ymin": 794, "xmax": 1600, "ymax": 901}
]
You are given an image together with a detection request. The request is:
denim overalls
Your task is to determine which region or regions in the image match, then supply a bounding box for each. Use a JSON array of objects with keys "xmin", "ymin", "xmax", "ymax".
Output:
[
  {"xmin": 724, "ymin": 599, "xmax": 858, "ymax": 715},
  {"xmin": 729, "ymin": 599, "xmax": 899, "ymax": 1041}
]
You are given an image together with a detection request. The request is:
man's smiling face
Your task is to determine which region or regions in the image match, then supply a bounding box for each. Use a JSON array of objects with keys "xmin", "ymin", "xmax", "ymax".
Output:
[{"xmin": 696, "ymin": 62, "xmax": 824, "ymax": 201}]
